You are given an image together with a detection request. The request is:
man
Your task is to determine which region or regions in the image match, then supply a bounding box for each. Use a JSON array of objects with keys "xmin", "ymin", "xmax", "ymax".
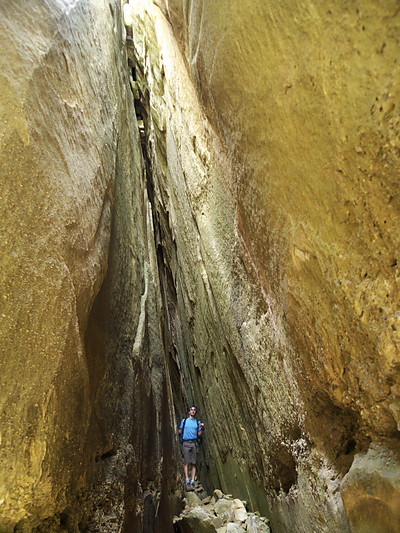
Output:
[{"xmin": 178, "ymin": 406, "xmax": 204, "ymax": 490}]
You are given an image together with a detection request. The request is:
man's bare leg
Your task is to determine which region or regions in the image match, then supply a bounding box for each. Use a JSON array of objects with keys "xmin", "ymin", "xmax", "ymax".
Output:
[{"xmin": 191, "ymin": 464, "xmax": 196, "ymax": 482}]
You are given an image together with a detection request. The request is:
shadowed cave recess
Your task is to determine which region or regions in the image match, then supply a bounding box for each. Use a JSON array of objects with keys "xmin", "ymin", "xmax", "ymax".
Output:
[{"xmin": 0, "ymin": 0, "xmax": 399, "ymax": 533}]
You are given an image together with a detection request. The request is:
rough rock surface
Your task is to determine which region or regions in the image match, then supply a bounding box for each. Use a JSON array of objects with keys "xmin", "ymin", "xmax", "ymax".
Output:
[
  {"xmin": 1, "ymin": 0, "xmax": 399, "ymax": 531},
  {"xmin": 127, "ymin": 1, "xmax": 400, "ymax": 532},
  {"xmin": 174, "ymin": 487, "xmax": 270, "ymax": 533},
  {"xmin": 340, "ymin": 442, "xmax": 400, "ymax": 533},
  {"xmin": 0, "ymin": 1, "xmax": 179, "ymax": 531}
]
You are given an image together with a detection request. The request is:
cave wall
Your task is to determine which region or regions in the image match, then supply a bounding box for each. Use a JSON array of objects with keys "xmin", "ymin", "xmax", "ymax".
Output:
[
  {"xmin": 1, "ymin": 0, "xmax": 399, "ymax": 531},
  {"xmin": 0, "ymin": 1, "xmax": 179, "ymax": 531},
  {"xmin": 126, "ymin": 1, "xmax": 400, "ymax": 532}
]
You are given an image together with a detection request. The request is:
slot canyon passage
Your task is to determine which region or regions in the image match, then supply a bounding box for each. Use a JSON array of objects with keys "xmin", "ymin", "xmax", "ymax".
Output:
[{"xmin": 0, "ymin": 0, "xmax": 399, "ymax": 532}]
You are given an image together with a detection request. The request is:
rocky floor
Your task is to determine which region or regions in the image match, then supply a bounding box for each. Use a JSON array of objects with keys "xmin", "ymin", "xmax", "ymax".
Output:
[{"xmin": 173, "ymin": 484, "xmax": 271, "ymax": 532}]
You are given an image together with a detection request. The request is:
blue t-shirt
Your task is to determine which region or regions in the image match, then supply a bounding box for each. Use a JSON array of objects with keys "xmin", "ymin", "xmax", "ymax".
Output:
[{"xmin": 179, "ymin": 418, "xmax": 203, "ymax": 440}]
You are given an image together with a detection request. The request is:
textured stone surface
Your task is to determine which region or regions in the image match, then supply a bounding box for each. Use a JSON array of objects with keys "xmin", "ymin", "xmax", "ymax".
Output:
[
  {"xmin": 186, "ymin": 492, "xmax": 203, "ymax": 508},
  {"xmin": 175, "ymin": 487, "xmax": 269, "ymax": 533},
  {"xmin": 0, "ymin": 0, "xmax": 119, "ymax": 527},
  {"xmin": 176, "ymin": 507, "xmax": 217, "ymax": 533},
  {"xmin": 340, "ymin": 443, "xmax": 400, "ymax": 533},
  {"xmin": 214, "ymin": 499, "xmax": 235, "ymax": 522},
  {"xmin": 225, "ymin": 525, "xmax": 245, "ymax": 533},
  {"xmin": 0, "ymin": 0, "xmax": 179, "ymax": 531},
  {"xmin": 246, "ymin": 514, "xmax": 271, "ymax": 533},
  {"xmin": 127, "ymin": 1, "xmax": 400, "ymax": 532},
  {"xmin": 2, "ymin": 0, "xmax": 399, "ymax": 530}
]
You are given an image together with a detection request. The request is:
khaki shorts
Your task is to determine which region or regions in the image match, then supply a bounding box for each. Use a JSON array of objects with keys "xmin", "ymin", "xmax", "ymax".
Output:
[{"xmin": 182, "ymin": 440, "xmax": 197, "ymax": 464}]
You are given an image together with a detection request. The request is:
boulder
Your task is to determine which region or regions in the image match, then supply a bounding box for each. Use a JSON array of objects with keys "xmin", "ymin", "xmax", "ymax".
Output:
[
  {"xmin": 231, "ymin": 499, "xmax": 247, "ymax": 522},
  {"xmin": 246, "ymin": 514, "xmax": 271, "ymax": 533},
  {"xmin": 226, "ymin": 523, "xmax": 245, "ymax": 533},
  {"xmin": 214, "ymin": 499, "xmax": 235, "ymax": 522},
  {"xmin": 186, "ymin": 491, "xmax": 203, "ymax": 509},
  {"xmin": 213, "ymin": 489, "xmax": 224, "ymax": 500},
  {"xmin": 212, "ymin": 516, "xmax": 225, "ymax": 529},
  {"xmin": 175, "ymin": 506, "xmax": 218, "ymax": 533},
  {"xmin": 340, "ymin": 443, "xmax": 400, "ymax": 533}
]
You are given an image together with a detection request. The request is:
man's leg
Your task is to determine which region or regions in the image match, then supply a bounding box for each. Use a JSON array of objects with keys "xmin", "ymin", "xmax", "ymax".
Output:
[
  {"xmin": 190, "ymin": 446, "xmax": 197, "ymax": 485},
  {"xmin": 184, "ymin": 463, "xmax": 189, "ymax": 481},
  {"xmin": 182, "ymin": 443, "xmax": 190, "ymax": 485},
  {"xmin": 190, "ymin": 464, "xmax": 196, "ymax": 482}
]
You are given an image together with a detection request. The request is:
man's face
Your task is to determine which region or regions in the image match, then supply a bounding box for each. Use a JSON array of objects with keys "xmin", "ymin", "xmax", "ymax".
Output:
[{"xmin": 189, "ymin": 408, "xmax": 197, "ymax": 415}]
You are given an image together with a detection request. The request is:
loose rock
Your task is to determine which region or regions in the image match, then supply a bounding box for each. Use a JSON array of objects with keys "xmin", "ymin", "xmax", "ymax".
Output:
[
  {"xmin": 186, "ymin": 491, "xmax": 203, "ymax": 508},
  {"xmin": 226, "ymin": 524, "xmax": 245, "ymax": 533},
  {"xmin": 246, "ymin": 513, "xmax": 271, "ymax": 533},
  {"xmin": 214, "ymin": 499, "xmax": 235, "ymax": 522},
  {"xmin": 213, "ymin": 489, "xmax": 224, "ymax": 500},
  {"xmin": 178, "ymin": 506, "xmax": 217, "ymax": 533},
  {"xmin": 174, "ymin": 487, "xmax": 270, "ymax": 533}
]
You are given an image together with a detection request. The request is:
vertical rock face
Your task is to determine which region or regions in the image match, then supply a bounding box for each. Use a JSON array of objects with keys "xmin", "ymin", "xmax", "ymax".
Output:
[
  {"xmin": 0, "ymin": 1, "xmax": 179, "ymax": 531},
  {"xmin": 127, "ymin": 1, "xmax": 400, "ymax": 532}
]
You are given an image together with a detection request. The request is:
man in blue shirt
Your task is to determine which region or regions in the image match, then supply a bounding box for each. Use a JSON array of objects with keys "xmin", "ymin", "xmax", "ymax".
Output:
[{"xmin": 178, "ymin": 406, "xmax": 204, "ymax": 490}]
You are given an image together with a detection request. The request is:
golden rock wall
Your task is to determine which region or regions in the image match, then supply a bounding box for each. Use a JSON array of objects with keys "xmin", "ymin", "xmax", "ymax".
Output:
[
  {"xmin": 128, "ymin": 1, "xmax": 400, "ymax": 531},
  {"xmin": 1, "ymin": 0, "xmax": 399, "ymax": 531},
  {"xmin": 0, "ymin": 1, "xmax": 179, "ymax": 530}
]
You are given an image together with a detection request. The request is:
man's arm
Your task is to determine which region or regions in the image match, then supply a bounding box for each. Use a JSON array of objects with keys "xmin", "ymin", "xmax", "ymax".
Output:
[{"xmin": 198, "ymin": 422, "xmax": 205, "ymax": 436}]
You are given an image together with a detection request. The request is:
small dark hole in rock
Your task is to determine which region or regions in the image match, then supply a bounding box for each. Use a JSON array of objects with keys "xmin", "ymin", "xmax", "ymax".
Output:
[
  {"xmin": 59, "ymin": 512, "xmax": 71, "ymax": 529},
  {"xmin": 345, "ymin": 439, "xmax": 356, "ymax": 455},
  {"xmin": 101, "ymin": 448, "xmax": 117, "ymax": 460},
  {"xmin": 95, "ymin": 447, "xmax": 117, "ymax": 462}
]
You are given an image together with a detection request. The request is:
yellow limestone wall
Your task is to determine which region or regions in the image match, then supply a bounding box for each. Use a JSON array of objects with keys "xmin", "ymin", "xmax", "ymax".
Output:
[
  {"xmin": 0, "ymin": 1, "xmax": 180, "ymax": 530},
  {"xmin": 127, "ymin": 1, "xmax": 400, "ymax": 532},
  {"xmin": 1, "ymin": 0, "xmax": 398, "ymax": 530}
]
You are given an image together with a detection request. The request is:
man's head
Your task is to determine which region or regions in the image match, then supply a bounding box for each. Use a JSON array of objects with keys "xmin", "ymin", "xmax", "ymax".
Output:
[{"xmin": 188, "ymin": 406, "xmax": 197, "ymax": 416}]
